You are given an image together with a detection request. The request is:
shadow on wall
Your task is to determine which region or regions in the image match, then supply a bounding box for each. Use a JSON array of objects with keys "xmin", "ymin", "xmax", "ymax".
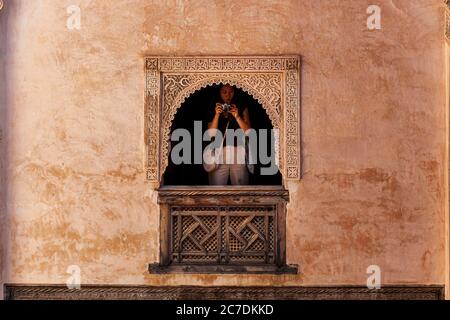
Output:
[{"xmin": 0, "ymin": 0, "xmax": 14, "ymax": 300}]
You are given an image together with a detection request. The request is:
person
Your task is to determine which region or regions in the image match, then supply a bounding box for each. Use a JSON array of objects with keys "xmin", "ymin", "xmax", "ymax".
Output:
[{"xmin": 206, "ymin": 84, "xmax": 252, "ymax": 185}]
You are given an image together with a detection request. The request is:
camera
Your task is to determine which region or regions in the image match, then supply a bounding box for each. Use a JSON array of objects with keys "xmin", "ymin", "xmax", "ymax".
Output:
[{"xmin": 221, "ymin": 103, "xmax": 231, "ymax": 113}]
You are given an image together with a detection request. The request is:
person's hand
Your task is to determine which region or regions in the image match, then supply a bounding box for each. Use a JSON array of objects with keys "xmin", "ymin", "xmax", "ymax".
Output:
[
  {"xmin": 229, "ymin": 104, "xmax": 239, "ymax": 119},
  {"xmin": 215, "ymin": 103, "xmax": 223, "ymax": 116}
]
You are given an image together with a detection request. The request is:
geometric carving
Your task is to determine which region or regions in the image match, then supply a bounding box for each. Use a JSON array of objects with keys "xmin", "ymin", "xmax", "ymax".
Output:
[
  {"xmin": 154, "ymin": 185, "xmax": 294, "ymax": 274},
  {"xmin": 4, "ymin": 284, "xmax": 445, "ymax": 300},
  {"xmin": 144, "ymin": 56, "xmax": 301, "ymax": 184},
  {"xmin": 171, "ymin": 206, "xmax": 275, "ymax": 265}
]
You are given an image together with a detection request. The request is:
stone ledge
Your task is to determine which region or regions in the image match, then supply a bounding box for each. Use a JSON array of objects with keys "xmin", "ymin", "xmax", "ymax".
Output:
[
  {"xmin": 4, "ymin": 284, "xmax": 444, "ymax": 300},
  {"xmin": 157, "ymin": 185, "xmax": 290, "ymax": 203},
  {"xmin": 148, "ymin": 263, "xmax": 299, "ymax": 274}
]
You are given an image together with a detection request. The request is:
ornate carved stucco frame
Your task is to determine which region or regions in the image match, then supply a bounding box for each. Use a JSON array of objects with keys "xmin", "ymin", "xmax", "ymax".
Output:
[{"xmin": 144, "ymin": 56, "xmax": 301, "ymax": 186}]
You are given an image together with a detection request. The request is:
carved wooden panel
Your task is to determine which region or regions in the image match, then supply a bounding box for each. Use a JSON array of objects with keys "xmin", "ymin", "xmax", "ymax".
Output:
[
  {"xmin": 144, "ymin": 56, "xmax": 301, "ymax": 184},
  {"xmin": 171, "ymin": 206, "xmax": 275, "ymax": 265},
  {"xmin": 152, "ymin": 186, "xmax": 296, "ymax": 274}
]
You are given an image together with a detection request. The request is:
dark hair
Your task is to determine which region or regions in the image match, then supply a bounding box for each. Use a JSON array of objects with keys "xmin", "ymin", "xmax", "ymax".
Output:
[
  {"xmin": 216, "ymin": 84, "xmax": 237, "ymax": 104},
  {"xmin": 208, "ymin": 84, "xmax": 247, "ymax": 119}
]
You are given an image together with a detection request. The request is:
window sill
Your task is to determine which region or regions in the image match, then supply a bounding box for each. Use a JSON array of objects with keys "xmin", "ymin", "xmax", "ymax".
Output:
[
  {"xmin": 149, "ymin": 263, "xmax": 298, "ymax": 275},
  {"xmin": 157, "ymin": 185, "xmax": 289, "ymax": 204}
]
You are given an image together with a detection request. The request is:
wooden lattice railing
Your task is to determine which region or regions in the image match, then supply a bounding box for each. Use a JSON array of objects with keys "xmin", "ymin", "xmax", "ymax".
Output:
[
  {"xmin": 150, "ymin": 186, "xmax": 298, "ymax": 274},
  {"xmin": 171, "ymin": 206, "xmax": 275, "ymax": 264}
]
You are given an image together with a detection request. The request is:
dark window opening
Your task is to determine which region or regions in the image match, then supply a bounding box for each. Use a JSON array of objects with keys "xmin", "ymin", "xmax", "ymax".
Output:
[{"xmin": 162, "ymin": 85, "xmax": 282, "ymax": 186}]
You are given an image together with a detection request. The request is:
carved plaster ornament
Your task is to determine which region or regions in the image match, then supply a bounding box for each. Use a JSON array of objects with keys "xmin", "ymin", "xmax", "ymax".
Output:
[{"xmin": 144, "ymin": 56, "xmax": 301, "ymax": 185}]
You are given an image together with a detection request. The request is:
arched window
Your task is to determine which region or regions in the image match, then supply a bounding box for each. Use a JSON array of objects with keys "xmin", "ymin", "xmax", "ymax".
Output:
[
  {"xmin": 162, "ymin": 84, "xmax": 282, "ymax": 186},
  {"xmin": 146, "ymin": 56, "xmax": 300, "ymax": 275}
]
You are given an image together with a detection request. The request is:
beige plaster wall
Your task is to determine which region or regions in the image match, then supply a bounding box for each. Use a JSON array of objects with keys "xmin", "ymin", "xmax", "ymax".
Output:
[
  {"xmin": 445, "ymin": 37, "xmax": 450, "ymax": 298},
  {"xmin": 0, "ymin": 0, "xmax": 446, "ymax": 287}
]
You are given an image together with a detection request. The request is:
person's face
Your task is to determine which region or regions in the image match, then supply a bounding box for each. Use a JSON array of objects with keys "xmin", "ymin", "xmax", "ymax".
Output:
[{"xmin": 220, "ymin": 85, "xmax": 234, "ymax": 103}]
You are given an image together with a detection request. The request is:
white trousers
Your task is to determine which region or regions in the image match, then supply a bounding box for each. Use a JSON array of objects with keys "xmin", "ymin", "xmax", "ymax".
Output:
[{"xmin": 208, "ymin": 145, "xmax": 249, "ymax": 185}]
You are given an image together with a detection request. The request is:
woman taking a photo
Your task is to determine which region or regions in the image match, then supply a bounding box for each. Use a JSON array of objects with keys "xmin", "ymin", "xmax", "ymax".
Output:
[{"xmin": 206, "ymin": 84, "xmax": 252, "ymax": 185}]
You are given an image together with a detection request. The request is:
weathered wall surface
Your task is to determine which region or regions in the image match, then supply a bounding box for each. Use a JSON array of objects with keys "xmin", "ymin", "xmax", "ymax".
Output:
[
  {"xmin": 0, "ymin": 0, "xmax": 446, "ymax": 287},
  {"xmin": 1, "ymin": 0, "xmax": 10, "ymax": 300}
]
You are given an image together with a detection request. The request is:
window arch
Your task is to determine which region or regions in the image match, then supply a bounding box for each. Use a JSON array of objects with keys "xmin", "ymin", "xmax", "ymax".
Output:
[
  {"xmin": 144, "ymin": 56, "xmax": 301, "ymax": 186},
  {"xmin": 162, "ymin": 84, "xmax": 282, "ymax": 186}
]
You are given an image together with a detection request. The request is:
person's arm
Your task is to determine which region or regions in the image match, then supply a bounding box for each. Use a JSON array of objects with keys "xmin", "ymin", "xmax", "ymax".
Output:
[
  {"xmin": 207, "ymin": 103, "xmax": 223, "ymax": 136},
  {"xmin": 231, "ymin": 105, "xmax": 251, "ymax": 133}
]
